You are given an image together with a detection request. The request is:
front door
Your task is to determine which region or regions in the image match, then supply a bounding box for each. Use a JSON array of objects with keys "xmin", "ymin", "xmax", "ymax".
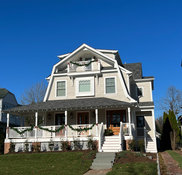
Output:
[
  {"xmin": 107, "ymin": 110, "xmax": 126, "ymax": 135},
  {"xmin": 77, "ymin": 112, "xmax": 89, "ymax": 124}
]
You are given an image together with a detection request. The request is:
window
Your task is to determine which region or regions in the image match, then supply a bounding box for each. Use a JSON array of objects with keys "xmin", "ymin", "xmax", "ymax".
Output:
[
  {"xmin": 57, "ymin": 81, "xmax": 66, "ymax": 96},
  {"xmin": 105, "ymin": 77, "xmax": 116, "ymax": 94},
  {"xmin": 79, "ymin": 80, "xmax": 90, "ymax": 92},
  {"xmin": 76, "ymin": 77, "xmax": 94, "ymax": 96},
  {"xmin": 137, "ymin": 87, "xmax": 143, "ymax": 97},
  {"xmin": 55, "ymin": 113, "xmax": 65, "ymax": 125}
]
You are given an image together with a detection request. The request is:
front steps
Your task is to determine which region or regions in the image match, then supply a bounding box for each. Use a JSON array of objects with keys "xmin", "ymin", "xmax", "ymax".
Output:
[
  {"xmin": 90, "ymin": 152, "xmax": 116, "ymax": 170},
  {"xmin": 101, "ymin": 135, "xmax": 121, "ymax": 152}
]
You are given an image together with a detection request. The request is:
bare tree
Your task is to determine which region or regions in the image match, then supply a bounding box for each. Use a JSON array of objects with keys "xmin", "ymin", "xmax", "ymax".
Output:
[
  {"xmin": 160, "ymin": 86, "xmax": 182, "ymax": 116},
  {"xmin": 20, "ymin": 81, "xmax": 47, "ymax": 105}
]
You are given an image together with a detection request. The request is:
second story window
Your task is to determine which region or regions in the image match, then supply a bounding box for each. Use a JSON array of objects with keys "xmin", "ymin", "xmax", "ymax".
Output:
[
  {"xmin": 105, "ymin": 77, "xmax": 116, "ymax": 94},
  {"xmin": 57, "ymin": 81, "xmax": 66, "ymax": 97},
  {"xmin": 79, "ymin": 80, "xmax": 90, "ymax": 92}
]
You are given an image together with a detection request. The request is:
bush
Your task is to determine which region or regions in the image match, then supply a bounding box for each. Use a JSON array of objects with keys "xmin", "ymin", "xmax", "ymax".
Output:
[
  {"xmin": 61, "ymin": 141, "xmax": 71, "ymax": 151},
  {"xmin": 104, "ymin": 129, "xmax": 113, "ymax": 136},
  {"xmin": 129, "ymin": 140, "xmax": 145, "ymax": 152},
  {"xmin": 48, "ymin": 141, "xmax": 54, "ymax": 152},
  {"xmin": 24, "ymin": 140, "xmax": 29, "ymax": 152},
  {"xmin": 9, "ymin": 142, "xmax": 15, "ymax": 153},
  {"xmin": 87, "ymin": 139, "xmax": 97, "ymax": 150},
  {"xmin": 31, "ymin": 143, "xmax": 41, "ymax": 152},
  {"xmin": 73, "ymin": 140, "xmax": 82, "ymax": 150}
]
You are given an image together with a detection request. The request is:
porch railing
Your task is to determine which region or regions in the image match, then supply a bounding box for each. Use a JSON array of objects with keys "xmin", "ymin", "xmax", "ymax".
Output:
[
  {"xmin": 8, "ymin": 124, "xmax": 96, "ymax": 139},
  {"xmin": 98, "ymin": 122, "xmax": 104, "ymax": 152},
  {"xmin": 122, "ymin": 123, "xmax": 135, "ymax": 136}
]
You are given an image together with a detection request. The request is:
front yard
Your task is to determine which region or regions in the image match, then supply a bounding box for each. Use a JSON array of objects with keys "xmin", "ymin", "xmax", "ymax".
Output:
[
  {"xmin": 107, "ymin": 151, "xmax": 157, "ymax": 175},
  {"xmin": 0, "ymin": 151, "xmax": 96, "ymax": 175}
]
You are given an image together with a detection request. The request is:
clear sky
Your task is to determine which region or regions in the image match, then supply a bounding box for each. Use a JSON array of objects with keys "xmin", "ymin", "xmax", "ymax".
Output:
[{"xmin": 0, "ymin": 0, "xmax": 182, "ymax": 118}]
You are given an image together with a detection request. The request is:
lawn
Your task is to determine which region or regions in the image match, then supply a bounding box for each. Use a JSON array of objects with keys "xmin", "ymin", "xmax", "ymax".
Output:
[
  {"xmin": 0, "ymin": 151, "xmax": 96, "ymax": 175},
  {"xmin": 107, "ymin": 151, "xmax": 157, "ymax": 175},
  {"xmin": 167, "ymin": 150, "xmax": 182, "ymax": 169}
]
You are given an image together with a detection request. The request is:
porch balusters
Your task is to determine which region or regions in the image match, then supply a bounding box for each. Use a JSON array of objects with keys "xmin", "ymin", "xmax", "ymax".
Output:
[
  {"xmin": 95, "ymin": 109, "xmax": 98, "ymax": 136},
  {"xmin": 65, "ymin": 111, "xmax": 68, "ymax": 139},
  {"xmin": 128, "ymin": 107, "xmax": 132, "ymax": 136},
  {"xmin": 6, "ymin": 113, "xmax": 10, "ymax": 139}
]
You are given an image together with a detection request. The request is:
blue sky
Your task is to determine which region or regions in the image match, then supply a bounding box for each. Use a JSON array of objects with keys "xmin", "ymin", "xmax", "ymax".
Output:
[{"xmin": 0, "ymin": 0, "xmax": 182, "ymax": 118}]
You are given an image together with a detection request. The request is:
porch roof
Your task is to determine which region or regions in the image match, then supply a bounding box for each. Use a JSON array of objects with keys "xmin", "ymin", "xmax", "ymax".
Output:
[{"xmin": 3, "ymin": 97, "xmax": 136, "ymax": 115}]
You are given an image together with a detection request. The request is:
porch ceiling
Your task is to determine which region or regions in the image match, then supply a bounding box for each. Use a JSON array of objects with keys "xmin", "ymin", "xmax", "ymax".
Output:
[{"xmin": 3, "ymin": 97, "xmax": 136, "ymax": 115}]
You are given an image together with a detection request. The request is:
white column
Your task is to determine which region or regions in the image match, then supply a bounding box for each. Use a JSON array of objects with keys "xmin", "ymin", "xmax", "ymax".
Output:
[
  {"xmin": 128, "ymin": 107, "xmax": 132, "ymax": 136},
  {"xmin": 95, "ymin": 109, "xmax": 98, "ymax": 136},
  {"xmin": 65, "ymin": 111, "xmax": 68, "ymax": 138},
  {"xmin": 151, "ymin": 109, "xmax": 157, "ymax": 152},
  {"xmin": 35, "ymin": 112, "xmax": 38, "ymax": 139},
  {"xmin": 6, "ymin": 113, "xmax": 10, "ymax": 139}
]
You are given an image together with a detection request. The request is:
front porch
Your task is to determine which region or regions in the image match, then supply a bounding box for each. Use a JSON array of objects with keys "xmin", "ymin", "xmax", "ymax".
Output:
[{"xmin": 3, "ymin": 98, "xmax": 137, "ymax": 153}]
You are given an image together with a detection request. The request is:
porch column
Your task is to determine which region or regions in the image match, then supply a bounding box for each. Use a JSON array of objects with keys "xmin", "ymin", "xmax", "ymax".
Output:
[
  {"xmin": 35, "ymin": 112, "xmax": 38, "ymax": 139},
  {"xmin": 65, "ymin": 111, "xmax": 68, "ymax": 138},
  {"xmin": 6, "ymin": 113, "xmax": 10, "ymax": 139},
  {"xmin": 128, "ymin": 107, "xmax": 132, "ymax": 136},
  {"xmin": 95, "ymin": 109, "xmax": 98, "ymax": 136}
]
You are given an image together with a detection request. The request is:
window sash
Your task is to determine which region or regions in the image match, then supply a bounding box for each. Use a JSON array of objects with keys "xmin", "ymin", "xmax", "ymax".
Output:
[
  {"xmin": 57, "ymin": 81, "xmax": 66, "ymax": 96},
  {"xmin": 106, "ymin": 78, "xmax": 115, "ymax": 93},
  {"xmin": 79, "ymin": 80, "xmax": 90, "ymax": 92}
]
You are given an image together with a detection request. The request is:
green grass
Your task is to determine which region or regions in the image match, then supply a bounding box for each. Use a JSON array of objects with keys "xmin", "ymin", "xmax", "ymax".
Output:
[
  {"xmin": 167, "ymin": 150, "xmax": 182, "ymax": 169},
  {"xmin": 107, "ymin": 162, "xmax": 157, "ymax": 175},
  {"xmin": 0, "ymin": 151, "xmax": 95, "ymax": 175}
]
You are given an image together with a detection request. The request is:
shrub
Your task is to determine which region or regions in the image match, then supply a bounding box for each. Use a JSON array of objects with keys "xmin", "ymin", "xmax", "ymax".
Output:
[
  {"xmin": 61, "ymin": 141, "xmax": 71, "ymax": 151},
  {"xmin": 129, "ymin": 140, "xmax": 145, "ymax": 152},
  {"xmin": 24, "ymin": 140, "xmax": 29, "ymax": 152},
  {"xmin": 0, "ymin": 128, "xmax": 5, "ymax": 154},
  {"xmin": 73, "ymin": 140, "xmax": 82, "ymax": 150},
  {"xmin": 9, "ymin": 142, "xmax": 15, "ymax": 153},
  {"xmin": 104, "ymin": 129, "xmax": 113, "ymax": 136},
  {"xmin": 48, "ymin": 141, "xmax": 54, "ymax": 152},
  {"xmin": 87, "ymin": 139, "xmax": 97, "ymax": 150},
  {"xmin": 31, "ymin": 143, "xmax": 41, "ymax": 152}
]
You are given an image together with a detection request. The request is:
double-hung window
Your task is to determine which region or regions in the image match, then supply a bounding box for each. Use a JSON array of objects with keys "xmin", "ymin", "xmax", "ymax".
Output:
[
  {"xmin": 57, "ymin": 81, "xmax": 66, "ymax": 97},
  {"xmin": 105, "ymin": 77, "xmax": 116, "ymax": 94}
]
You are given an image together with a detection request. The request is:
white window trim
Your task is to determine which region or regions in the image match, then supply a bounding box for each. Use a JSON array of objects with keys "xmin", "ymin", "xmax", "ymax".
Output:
[
  {"xmin": 55, "ymin": 80, "xmax": 67, "ymax": 98},
  {"xmin": 104, "ymin": 76, "xmax": 117, "ymax": 95},
  {"xmin": 136, "ymin": 86, "xmax": 144, "ymax": 98},
  {"xmin": 75, "ymin": 77, "xmax": 95, "ymax": 97}
]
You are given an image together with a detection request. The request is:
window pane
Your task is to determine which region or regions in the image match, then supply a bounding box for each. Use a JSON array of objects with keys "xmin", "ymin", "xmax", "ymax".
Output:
[
  {"xmin": 106, "ymin": 78, "xmax": 115, "ymax": 93},
  {"xmin": 57, "ymin": 81, "xmax": 66, "ymax": 96},
  {"xmin": 79, "ymin": 80, "xmax": 90, "ymax": 92}
]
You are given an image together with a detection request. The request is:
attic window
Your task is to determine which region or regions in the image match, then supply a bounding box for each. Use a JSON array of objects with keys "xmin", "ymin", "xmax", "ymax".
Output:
[{"xmin": 137, "ymin": 87, "xmax": 143, "ymax": 97}]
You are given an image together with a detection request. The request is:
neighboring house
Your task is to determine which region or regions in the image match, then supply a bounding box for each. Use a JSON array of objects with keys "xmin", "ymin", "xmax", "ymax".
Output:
[
  {"xmin": 3, "ymin": 44, "xmax": 157, "ymax": 153},
  {"xmin": 0, "ymin": 88, "xmax": 21, "ymax": 130}
]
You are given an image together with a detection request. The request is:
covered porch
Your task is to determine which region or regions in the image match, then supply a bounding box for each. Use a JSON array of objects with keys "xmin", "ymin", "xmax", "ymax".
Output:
[{"xmin": 3, "ymin": 97, "xmax": 137, "ymax": 153}]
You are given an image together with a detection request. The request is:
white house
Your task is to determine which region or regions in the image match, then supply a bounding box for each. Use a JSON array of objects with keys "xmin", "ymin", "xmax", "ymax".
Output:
[{"xmin": 3, "ymin": 44, "xmax": 157, "ymax": 154}]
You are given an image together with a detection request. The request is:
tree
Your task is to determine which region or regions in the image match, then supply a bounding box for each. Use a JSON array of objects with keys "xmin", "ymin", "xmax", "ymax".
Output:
[
  {"xmin": 155, "ymin": 116, "xmax": 163, "ymax": 134},
  {"xmin": 160, "ymin": 86, "xmax": 182, "ymax": 116},
  {"xmin": 20, "ymin": 81, "xmax": 47, "ymax": 105}
]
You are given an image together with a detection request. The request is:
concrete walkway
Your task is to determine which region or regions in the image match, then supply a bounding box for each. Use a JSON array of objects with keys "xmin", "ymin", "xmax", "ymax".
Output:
[{"xmin": 84, "ymin": 152, "xmax": 115, "ymax": 175}]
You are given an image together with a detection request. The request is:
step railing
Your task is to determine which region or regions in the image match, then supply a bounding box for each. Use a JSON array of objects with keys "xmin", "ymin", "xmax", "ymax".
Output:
[
  {"xmin": 119, "ymin": 122, "xmax": 123, "ymax": 151},
  {"xmin": 98, "ymin": 122, "xmax": 104, "ymax": 152}
]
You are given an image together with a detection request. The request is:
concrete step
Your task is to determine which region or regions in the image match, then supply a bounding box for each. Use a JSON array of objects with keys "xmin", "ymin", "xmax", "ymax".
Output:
[
  {"xmin": 93, "ymin": 158, "xmax": 115, "ymax": 163},
  {"xmin": 91, "ymin": 165, "xmax": 113, "ymax": 170}
]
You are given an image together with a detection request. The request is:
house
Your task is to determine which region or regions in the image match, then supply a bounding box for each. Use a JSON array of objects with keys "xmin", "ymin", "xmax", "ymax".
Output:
[
  {"xmin": 3, "ymin": 44, "xmax": 157, "ymax": 154},
  {"xmin": 0, "ymin": 88, "xmax": 21, "ymax": 131}
]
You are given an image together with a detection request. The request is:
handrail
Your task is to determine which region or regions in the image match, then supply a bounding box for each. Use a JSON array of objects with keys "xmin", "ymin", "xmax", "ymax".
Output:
[
  {"xmin": 98, "ymin": 122, "xmax": 104, "ymax": 152},
  {"xmin": 144, "ymin": 126, "xmax": 147, "ymax": 152},
  {"xmin": 119, "ymin": 122, "xmax": 123, "ymax": 151}
]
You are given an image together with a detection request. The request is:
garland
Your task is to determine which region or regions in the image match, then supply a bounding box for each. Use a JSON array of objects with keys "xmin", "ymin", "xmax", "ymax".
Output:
[
  {"xmin": 68, "ymin": 124, "xmax": 95, "ymax": 132},
  {"xmin": 37, "ymin": 125, "xmax": 65, "ymax": 133},
  {"xmin": 11, "ymin": 124, "xmax": 95, "ymax": 134},
  {"xmin": 70, "ymin": 59, "xmax": 96, "ymax": 67},
  {"xmin": 10, "ymin": 125, "xmax": 34, "ymax": 135}
]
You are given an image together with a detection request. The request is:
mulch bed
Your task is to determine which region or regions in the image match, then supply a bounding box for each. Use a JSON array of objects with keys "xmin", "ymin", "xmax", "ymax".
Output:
[{"xmin": 115, "ymin": 151, "xmax": 156, "ymax": 164}]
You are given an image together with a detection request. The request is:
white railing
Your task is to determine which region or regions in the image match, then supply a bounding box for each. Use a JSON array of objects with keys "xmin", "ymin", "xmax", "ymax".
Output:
[
  {"xmin": 98, "ymin": 122, "xmax": 104, "ymax": 152},
  {"xmin": 119, "ymin": 122, "xmax": 123, "ymax": 151},
  {"xmin": 9, "ymin": 127, "xmax": 35, "ymax": 139},
  {"xmin": 68, "ymin": 61, "xmax": 92, "ymax": 72},
  {"xmin": 122, "ymin": 123, "xmax": 135, "ymax": 136}
]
